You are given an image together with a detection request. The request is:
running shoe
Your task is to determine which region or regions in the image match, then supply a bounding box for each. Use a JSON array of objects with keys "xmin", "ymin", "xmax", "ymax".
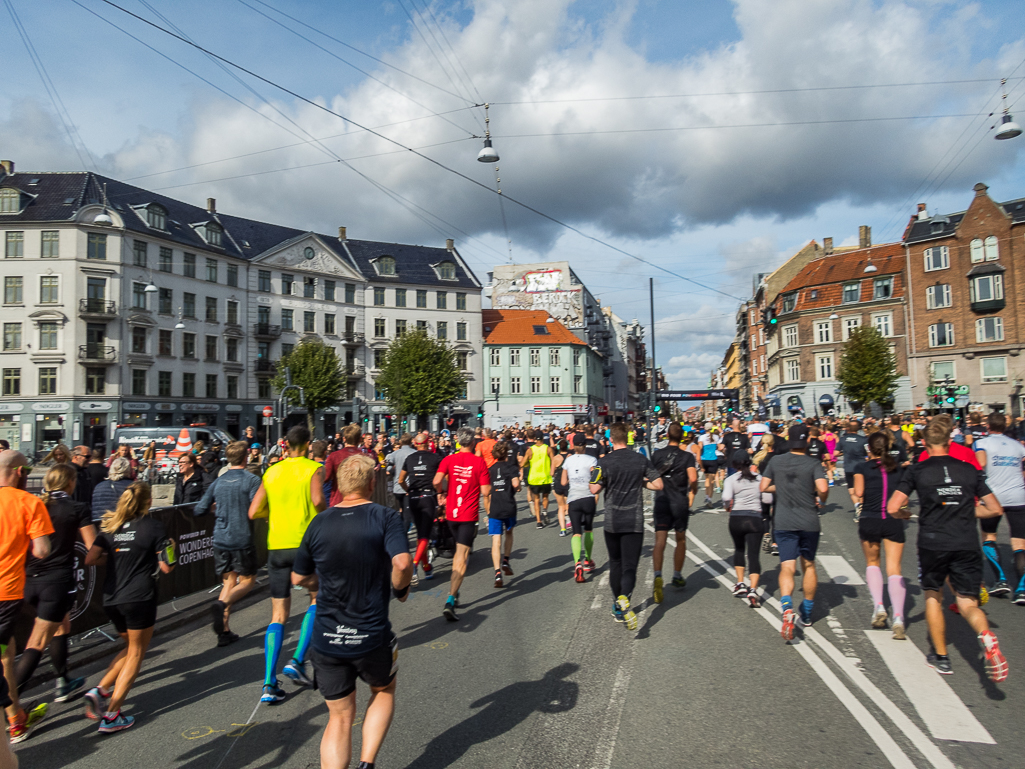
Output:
[
  {"xmin": 780, "ymin": 609, "xmax": 796, "ymax": 641},
  {"xmin": 671, "ymin": 576, "xmax": 687, "ymax": 589},
  {"xmin": 616, "ymin": 595, "xmax": 637, "ymax": 631},
  {"xmin": 871, "ymin": 606, "xmax": 889, "ymax": 629},
  {"xmin": 282, "ymin": 659, "xmax": 312, "ymax": 687},
  {"xmin": 502, "ymin": 557, "xmax": 514, "ymax": 576},
  {"xmin": 799, "ymin": 609, "xmax": 813, "ymax": 628},
  {"xmin": 210, "ymin": 600, "xmax": 226, "ymax": 636},
  {"xmin": 990, "ymin": 580, "xmax": 1011, "ymax": 597},
  {"xmin": 979, "ymin": 631, "xmax": 1008, "ymax": 683},
  {"xmin": 732, "ymin": 582, "xmax": 749, "ymax": 598},
  {"xmin": 9, "ymin": 703, "xmax": 47, "ymax": 744},
  {"xmin": 770, "ymin": 543, "xmax": 779, "ymax": 557},
  {"xmin": 761, "ymin": 534, "xmax": 772, "ymax": 553},
  {"xmin": 748, "ymin": 591, "xmax": 761, "ymax": 609},
  {"xmin": 559, "ymin": 529, "xmax": 568, "ymax": 538},
  {"xmin": 1013, "ymin": 590, "xmax": 1025, "ymax": 606},
  {"xmin": 947, "ymin": 602, "xmax": 961, "ymax": 615},
  {"xmin": 926, "ymin": 653, "xmax": 953, "ymax": 675},
  {"xmin": 98, "ymin": 711, "xmax": 135, "ymax": 734},
  {"xmin": 443, "ymin": 596, "xmax": 459, "ymax": 622},
  {"xmin": 55, "ymin": 676, "xmax": 85, "ymax": 703},
  {"xmin": 980, "ymin": 584, "xmax": 990, "ymax": 605},
  {"xmin": 494, "ymin": 569, "xmax": 504, "ymax": 588},
  {"xmin": 536, "ymin": 521, "xmax": 545, "ymax": 529},
  {"xmin": 422, "ymin": 562, "xmax": 434, "ymax": 580},
  {"xmin": 410, "ymin": 568, "xmax": 420, "ymax": 587},
  {"xmin": 542, "ymin": 514, "xmax": 551, "ymax": 527},
  {"xmin": 217, "ymin": 631, "xmax": 240, "ymax": 647},
  {"xmin": 853, "ymin": 502, "xmax": 862, "ymax": 522},
  {"xmin": 891, "ymin": 619, "xmax": 906, "ymax": 640},
  {"xmin": 574, "ymin": 563, "xmax": 585, "ymax": 584},
  {"xmin": 261, "ymin": 681, "xmax": 287, "ymax": 704},
  {"xmin": 652, "ymin": 576, "xmax": 663, "ymax": 603},
  {"xmin": 84, "ymin": 686, "xmax": 110, "ymax": 721},
  {"xmin": 584, "ymin": 559, "xmax": 596, "ymax": 573},
  {"xmin": 611, "ymin": 602, "xmax": 625, "ymax": 623}
]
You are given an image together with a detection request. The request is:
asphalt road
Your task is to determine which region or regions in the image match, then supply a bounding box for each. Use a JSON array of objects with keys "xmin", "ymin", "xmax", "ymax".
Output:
[{"xmin": 14, "ymin": 465, "xmax": 1025, "ymax": 769}]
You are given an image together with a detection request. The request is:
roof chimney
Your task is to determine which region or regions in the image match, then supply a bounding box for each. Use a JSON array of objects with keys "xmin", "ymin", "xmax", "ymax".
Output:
[
  {"xmin": 338, "ymin": 226, "xmax": 347, "ymax": 241},
  {"xmin": 858, "ymin": 225, "xmax": 871, "ymax": 248},
  {"xmin": 917, "ymin": 203, "xmax": 928, "ymax": 221},
  {"xmin": 823, "ymin": 237, "xmax": 834, "ymax": 256},
  {"xmin": 445, "ymin": 238, "xmax": 454, "ymax": 251},
  {"xmin": 973, "ymin": 182, "xmax": 989, "ymax": 197},
  {"xmin": 0, "ymin": 160, "xmax": 12, "ymax": 176},
  {"xmin": 206, "ymin": 197, "xmax": 216, "ymax": 213}
]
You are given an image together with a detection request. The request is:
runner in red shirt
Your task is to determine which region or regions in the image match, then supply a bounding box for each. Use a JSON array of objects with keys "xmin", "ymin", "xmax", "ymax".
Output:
[
  {"xmin": 433, "ymin": 427, "xmax": 491, "ymax": 622},
  {"xmin": 324, "ymin": 424, "xmax": 364, "ymax": 507}
]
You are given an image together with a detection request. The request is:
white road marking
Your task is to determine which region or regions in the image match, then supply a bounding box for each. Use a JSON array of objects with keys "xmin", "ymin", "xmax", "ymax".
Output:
[
  {"xmin": 818, "ymin": 554, "xmax": 867, "ymax": 585},
  {"xmin": 863, "ymin": 631, "xmax": 995, "ymax": 744},
  {"xmin": 590, "ymin": 573, "xmax": 610, "ymax": 609}
]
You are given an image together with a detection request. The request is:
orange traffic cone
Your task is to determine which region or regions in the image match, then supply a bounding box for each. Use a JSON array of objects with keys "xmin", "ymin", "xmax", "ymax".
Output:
[{"xmin": 171, "ymin": 428, "xmax": 192, "ymax": 456}]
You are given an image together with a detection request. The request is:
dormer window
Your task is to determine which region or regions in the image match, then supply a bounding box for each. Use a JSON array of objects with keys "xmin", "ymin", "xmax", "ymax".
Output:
[
  {"xmin": 375, "ymin": 255, "xmax": 396, "ymax": 276},
  {"xmin": 203, "ymin": 222, "xmax": 223, "ymax": 248},
  {"xmin": 436, "ymin": 261, "xmax": 456, "ymax": 280},
  {"xmin": 146, "ymin": 204, "xmax": 167, "ymax": 230},
  {"xmin": 0, "ymin": 189, "xmax": 19, "ymax": 214}
]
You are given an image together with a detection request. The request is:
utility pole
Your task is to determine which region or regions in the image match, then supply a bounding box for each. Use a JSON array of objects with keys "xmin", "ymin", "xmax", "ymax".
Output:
[{"xmin": 647, "ymin": 277, "xmax": 656, "ymax": 457}]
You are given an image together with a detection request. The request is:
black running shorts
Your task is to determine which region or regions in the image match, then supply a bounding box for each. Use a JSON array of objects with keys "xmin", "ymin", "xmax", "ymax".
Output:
[
  {"xmin": 24, "ymin": 578, "xmax": 75, "ymax": 623},
  {"xmin": 858, "ymin": 517, "xmax": 906, "ymax": 544},
  {"xmin": 267, "ymin": 548, "xmax": 301, "ymax": 599},
  {"xmin": 1004, "ymin": 505, "xmax": 1025, "ymax": 539},
  {"xmin": 529, "ymin": 484, "xmax": 552, "ymax": 496},
  {"xmin": 701, "ymin": 460, "xmax": 718, "ymax": 474},
  {"xmin": 312, "ymin": 635, "xmax": 397, "ymax": 700},
  {"xmin": 447, "ymin": 520, "xmax": 477, "ymax": 547},
  {"xmin": 214, "ymin": 545, "xmax": 258, "ymax": 578},
  {"xmin": 568, "ymin": 497, "xmax": 597, "ymax": 535},
  {"xmin": 0, "ymin": 600, "xmax": 22, "ymax": 645},
  {"xmin": 408, "ymin": 494, "xmax": 438, "ymax": 540},
  {"xmin": 979, "ymin": 514, "xmax": 1003, "ymax": 535},
  {"xmin": 919, "ymin": 548, "xmax": 982, "ymax": 598},
  {"xmin": 105, "ymin": 601, "xmax": 158, "ymax": 632},
  {"xmin": 653, "ymin": 496, "xmax": 690, "ymax": 533}
]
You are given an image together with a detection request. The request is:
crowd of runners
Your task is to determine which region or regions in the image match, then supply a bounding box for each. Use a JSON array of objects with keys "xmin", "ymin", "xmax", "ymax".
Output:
[{"xmin": 0, "ymin": 406, "xmax": 1021, "ymax": 767}]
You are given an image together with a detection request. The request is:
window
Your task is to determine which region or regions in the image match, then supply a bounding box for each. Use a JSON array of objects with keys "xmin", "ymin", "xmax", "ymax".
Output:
[
  {"xmin": 490, "ymin": 348, "xmax": 501, "ymax": 366},
  {"xmin": 39, "ymin": 322, "xmax": 57, "ymax": 350},
  {"xmin": 257, "ymin": 341, "xmax": 270, "ymax": 360},
  {"xmin": 281, "ymin": 273, "xmax": 293, "ymax": 295},
  {"xmin": 222, "ymin": 300, "xmax": 236, "ymax": 326},
  {"xmin": 928, "ymin": 322, "xmax": 954, "ymax": 347},
  {"xmin": 303, "ymin": 277, "xmax": 315, "ymax": 298},
  {"xmin": 550, "ymin": 376, "xmax": 561, "ymax": 393},
  {"xmin": 3, "ymin": 276, "xmax": 21, "ymax": 304},
  {"xmin": 456, "ymin": 322, "xmax": 467, "ymax": 341},
  {"xmin": 5, "ymin": 231, "xmax": 24, "ymax": 258},
  {"xmin": 304, "ymin": 312, "xmax": 315, "ymax": 333},
  {"xmin": 87, "ymin": 233, "xmax": 106, "ymax": 260},
  {"xmin": 573, "ymin": 348, "xmax": 582, "ymax": 366},
  {"xmin": 374, "ymin": 349, "xmax": 386, "ymax": 369},
  {"xmin": 510, "ymin": 376, "xmax": 521, "ymax": 394},
  {"xmin": 153, "ymin": 288, "xmax": 170, "ymax": 316},
  {"xmin": 510, "ymin": 348, "xmax": 521, "ymax": 366},
  {"xmin": 457, "ymin": 351, "xmax": 468, "ymax": 370},
  {"xmin": 924, "ymin": 245, "xmax": 949, "ymax": 271},
  {"xmin": 39, "ymin": 275, "xmax": 58, "ymax": 304},
  {"xmin": 970, "ymin": 274, "xmax": 1003, "ymax": 303},
  {"xmin": 376, "ymin": 256, "xmax": 396, "ymax": 276},
  {"xmin": 345, "ymin": 283, "xmax": 356, "ymax": 303},
  {"xmin": 437, "ymin": 321, "xmax": 448, "ymax": 340},
  {"xmin": 146, "ymin": 205, "xmax": 166, "ymax": 230},
  {"xmin": 131, "ymin": 369, "xmax": 147, "ymax": 396},
  {"xmin": 131, "ymin": 326, "xmax": 147, "ymax": 353},
  {"xmin": 984, "ymin": 235, "xmax": 999, "ymax": 261},
  {"xmin": 781, "ymin": 293, "xmax": 796, "ymax": 313},
  {"xmin": 873, "ymin": 313, "xmax": 892, "ymax": 337},
  {"xmin": 158, "ymin": 329, "xmax": 172, "ymax": 356},
  {"xmin": 981, "ymin": 356, "xmax": 1007, "ymax": 383},
  {"xmin": 133, "ymin": 240, "xmax": 147, "ymax": 267},
  {"xmin": 324, "ymin": 314, "xmax": 336, "ymax": 335},
  {"xmin": 0, "ymin": 189, "xmax": 19, "ymax": 213},
  {"xmin": 437, "ymin": 291, "xmax": 447, "ymax": 309},
  {"xmin": 437, "ymin": 261, "xmax": 456, "ymax": 280},
  {"xmin": 205, "ymin": 335, "xmax": 217, "ymax": 361},
  {"xmin": 158, "ymin": 371, "xmax": 172, "ymax": 396},
  {"xmin": 132, "ymin": 282, "xmax": 147, "ymax": 309},
  {"xmin": 203, "ymin": 222, "xmax": 222, "ymax": 248},
  {"xmin": 206, "ymin": 258, "xmax": 218, "ymax": 283},
  {"xmin": 815, "ymin": 321, "xmax": 831, "ymax": 343},
  {"xmin": 970, "ymin": 238, "xmax": 984, "ymax": 263},
  {"xmin": 785, "ymin": 359, "xmax": 800, "ymax": 383},
  {"xmin": 258, "ymin": 270, "xmax": 271, "ymax": 292},
  {"xmin": 38, "ymin": 367, "xmax": 56, "ymax": 395},
  {"xmin": 85, "ymin": 367, "xmax": 104, "ymax": 395},
  {"xmin": 183, "ymin": 292, "xmax": 196, "ymax": 318},
  {"xmin": 182, "ymin": 252, "xmax": 196, "ymax": 278},
  {"xmin": 182, "ymin": 372, "xmax": 195, "ymax": 398},
  {"xmin": 183, "ymin": 333, "xmax": 196, "ymax": 358},
  {"xmin": 416, "ymin": 289, "xmax": 427, "ymax": 308},
  {"xmin": 206, "ymin": 374, "xmax": 218, "ymax": 399},
  {"xmin": 843, "ymin": 317, "xmax": 861, "ymax": 340},
  {"xmin": 374, "ymin": 318, "xmax": 386, "ymax": 337},
  {"xmin": 226, "ymin": 263, "xmax": 238, "ymax": 287},
  {"xmin": 574, "ymin": 375, "xmax": 583, "ymax": 394},
  {"xmin": 817, "ymin": 355, "xmax": 833, "ymax": 380},
  {"xmin": 456, "ymin": 293, "xmax": 467, "ymax": 311},
  {"xmin": 281, "ymin": 309, "xmax": 293, "ymax": 331},
  {"xmin": 842, "ymin": 282, "xmax": 860, "ymax": 303},
  {"xmin": 41, "ymin": 231, "xmax": 58, "ymax": 258},
  {"xmin": 550, "ymin": 348, "xmax": 560, "ymax": 366},
  {"xmin": 1, "ymin": 368, "xmax": 19, "ymax": 395},
  {"xmin": 783, "ymin": 325, "xmax": 798, "ymax": 347},
  {"xmin": 490, "ymin": 377, "xmax": 501, "ymax": 395},
  {"xmin": 976, "ymin": 316, "xmax": 1004, "ymax": 342},
  {"xmin": 373, "ymin": 287, "xmax": 385, "ymax": 306},
  {"xmin": 225, "ymin": 337, "xmax": 238, "ymax": 362},
  {"xmin": 258, "ymin": 379, "xmax": 271, "ymax": 399},
  {"xmin": 530, "ymin": 348, "xmax": 541, "ymax": 366},
  {"xmin": 873, "ymin": 276, "xmax": 893, "ymax": 300},
  {"xmin": 395, "ymin": 319, "xmax": 407, "ymax": 337},
  {"xmin": 226, "ymin": 375, "xmax": 238, "ymax": 399},
  {"xmin": 3, "ymin": 323, "xmax": 21, "ymax": 350},
  {"xmin": 925, "ymin": 283, "xmax": 951, "ymax": 309},
  {"xmin": 416, "ymin": 320, "xmax": 428, "ymax": 331},
  {"xmin": 530, "ymin": 376, "xmax": 541, "ymax": 394},
  {"xmin": 323, "ymin": 280, "xmax": 335, "ymax": 301},
  {"xmin": 395, "ymin": 288, "xmax": 406, "ymax": 307}
]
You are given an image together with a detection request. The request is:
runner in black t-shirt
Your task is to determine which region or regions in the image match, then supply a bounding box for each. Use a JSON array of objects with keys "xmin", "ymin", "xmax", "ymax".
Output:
[
  {"xmin": 399, "ymin": 435, "xmax": 443, "ymax": 584},
  {"xmin": 582, "ymin": 425, "xmax": 605, "ymax": 460},
  {"xmin": 485, "ymin": 443, "xmax": 520, "ymax": 588},
  {"xmin": 720, "ymin": 422, "xmax": 750, "ymax": 478},
  {"xmin": 839, "ymin": 420, "xmax": 869, "ymax": 516},
  {"xmin": 888, "ymin": 420, "xmax": 1007, "ymax": 681},
  {"xmin": 650, "ymin": 423, "xmax": 698, "ymax": 601},
  {"xmin": 292, "ymin": 453, "xmax": 411, "ymax": 769}
]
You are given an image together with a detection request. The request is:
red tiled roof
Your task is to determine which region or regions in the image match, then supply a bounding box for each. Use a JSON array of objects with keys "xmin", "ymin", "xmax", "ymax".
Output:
[
  {"xmin": 780, "ymin": 243, "xmax": 905, "ymax": 312},
  {"xmin": 482, "ymin": 309, "xmax": 587, "ymax": 346}
]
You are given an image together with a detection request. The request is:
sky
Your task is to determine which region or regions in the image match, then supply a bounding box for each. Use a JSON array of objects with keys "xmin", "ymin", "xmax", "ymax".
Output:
[{"xmin": 3, "ymin": 0, "xmax": 1025, "ymax": 389}]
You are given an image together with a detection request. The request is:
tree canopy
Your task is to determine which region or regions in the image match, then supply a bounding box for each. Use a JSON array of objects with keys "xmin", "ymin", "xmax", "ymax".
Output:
[
  {"xmin": 836, "ymin": 326, "xmax": 899, "ymax": 410},
  {"xmin": 272, "ymin": 338, "xmax": 344, "ymax": 432},
  {"xmin": 375, "ymin": 329, "xmax": 465, "ymax": 420}
]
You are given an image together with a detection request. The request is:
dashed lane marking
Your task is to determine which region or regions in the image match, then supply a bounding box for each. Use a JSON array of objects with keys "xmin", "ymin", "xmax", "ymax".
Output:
[
  {"xmin": 590, "ymin": 573, "xmax": 610, "ymax": 610},
  {"xmin": 818, "ymin": 554, "xmax": 867, "ymax": 585}
]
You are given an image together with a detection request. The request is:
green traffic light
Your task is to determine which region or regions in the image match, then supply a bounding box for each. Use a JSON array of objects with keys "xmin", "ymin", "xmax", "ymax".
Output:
[{"xmin": 653, "ymin": 405, "xmax": 661, "ymax": 413}]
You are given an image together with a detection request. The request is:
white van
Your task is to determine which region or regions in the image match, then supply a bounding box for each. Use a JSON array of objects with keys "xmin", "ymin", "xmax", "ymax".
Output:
[{"xmin": 113, "ymin": 425, "xmax": 235, "ymax": 457}]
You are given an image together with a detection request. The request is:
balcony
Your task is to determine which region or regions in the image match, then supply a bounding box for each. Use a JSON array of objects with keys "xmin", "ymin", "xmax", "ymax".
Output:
[
  {"xmin": 345, "ymin": 361, "xmax": 365, "ymax": 379},
  {"xmin": 971, "ymin": 297, "xmax": 1005, "ymax": 314},
  {"xmin": 255, "ymin": 358, "xmax": 277, "ymax": 373},
  {"xmin": 79, "ymin": 298, "xmax": 117, "ymax": 318},
  {"xmin": 253, "ymin": 323, "xmax": 282, "ymax": 339},
  {"xmin": 340, "ymin": 331, "xmax": 365, "ymax": 345},
  {"xmin": 78, "ymin": 344, "xmax": 117, "ymax": 364}
]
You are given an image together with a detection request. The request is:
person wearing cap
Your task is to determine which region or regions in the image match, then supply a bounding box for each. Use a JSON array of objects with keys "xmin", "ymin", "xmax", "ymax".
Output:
[
  {"xmin": 760, "ymin": 424, "xmax": 829, "ymax": 640},
  {"xmin": 398, "ymin": 434, "xmax": 444, "ymax": 585}
]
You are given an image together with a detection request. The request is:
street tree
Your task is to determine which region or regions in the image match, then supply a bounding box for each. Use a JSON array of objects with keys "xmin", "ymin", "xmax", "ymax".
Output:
[
  {"xmin": 272, "ymin": 338, "xmax": 344, "ymax": 433},
  {"xmin": 375, "ymin": 329, "xmax": 465, "ymax": 425},
  {"xmin": 836, "ymin": 326, "xmax": 899, "ymax": 412}
]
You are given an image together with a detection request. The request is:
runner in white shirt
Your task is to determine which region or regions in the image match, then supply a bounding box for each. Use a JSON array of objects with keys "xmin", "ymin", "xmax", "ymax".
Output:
[{"xmin": 561, "ymin": 435, "xmax": 599, "ymax": 583}]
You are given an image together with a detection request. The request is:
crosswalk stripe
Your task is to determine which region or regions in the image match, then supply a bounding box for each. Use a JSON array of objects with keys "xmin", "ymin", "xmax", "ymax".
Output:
[{"xmin": 817, "ymin": 555, "xmax": 867, "ymax": 585}]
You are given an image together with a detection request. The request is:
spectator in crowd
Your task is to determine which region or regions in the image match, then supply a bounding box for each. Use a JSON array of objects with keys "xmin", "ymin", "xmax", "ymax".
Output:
[
  {"xmin": 173, "ymin": 454, "xmax": 207, "ymax": 505},
  {"xmin": 70, "ymin": 446, "xmax": 95, "ymax": 507},
  {"xmin": 91, "ymin": 458, "xmax": 134, "ymax": 523},
  {"xmin": 88, "ymin": 448, "xmax": 109, "ymax": 488}
]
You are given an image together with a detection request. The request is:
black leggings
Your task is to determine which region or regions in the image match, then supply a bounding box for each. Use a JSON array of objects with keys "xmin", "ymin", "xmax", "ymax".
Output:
[
  {"xmin": 729, "ymin": 515, "xmax": 766, "ymax": 575},
  {"xmin": 408, "ymin": 495, "xmax": 437, "ymax": 540},
  {"xmin": 604, "ymin": 531, "xmax": 644, "ymax": 599},
  {"xmin": 762, "ymin": 501, "xmax": 774, "ymax": 542}
]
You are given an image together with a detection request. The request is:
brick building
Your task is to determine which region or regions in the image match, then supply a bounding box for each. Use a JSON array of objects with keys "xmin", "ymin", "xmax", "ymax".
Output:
[{"xmin": 903, "ymin": 183, "xmax": 1025, "ymax": 414}]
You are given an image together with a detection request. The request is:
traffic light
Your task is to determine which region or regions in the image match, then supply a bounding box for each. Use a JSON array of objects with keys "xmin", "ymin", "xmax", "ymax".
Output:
[
  {"xmin": 653, "ymin": 404, "xmax": 662, "ymax": 414},
  {"xmin": 765, "ymin": 307, "xmax": 777, "ymax": 326}
]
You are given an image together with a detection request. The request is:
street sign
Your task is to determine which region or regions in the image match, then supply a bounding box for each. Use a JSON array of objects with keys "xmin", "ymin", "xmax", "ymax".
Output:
[
  {"xmin": 658, "ymin": 389, "xmax": 739, "ymax": 401},
  {"xmin": 262, "ymin": 406, "xmax": 273, "ymax": 417},
  {"xmin": 954, "ymin": 395, "xmax": 970, "ymax": 408},
  {"xmin": 262, "ymin": 417, "xmax": 273, "ymax": 426},
  {"xmin": 925, "ymin": 385, "xmax": 969, "ymax": 396},
  {"xmin": 371, "ymin": 405, "xmax": 388, "ymax": 413}
]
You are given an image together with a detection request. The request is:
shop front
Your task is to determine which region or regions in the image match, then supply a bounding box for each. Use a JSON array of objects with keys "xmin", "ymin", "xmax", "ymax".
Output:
[{"xmin": 0, "ymin": 404, "xmax": 26, "ymax": 453}]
